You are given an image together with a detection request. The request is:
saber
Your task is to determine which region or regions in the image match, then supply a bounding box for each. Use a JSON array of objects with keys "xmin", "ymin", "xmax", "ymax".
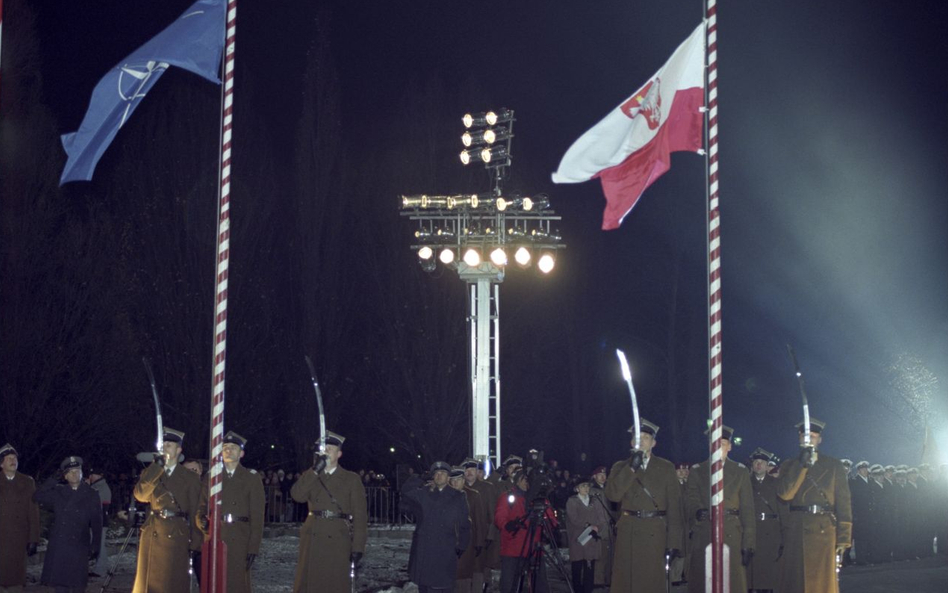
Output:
[
  {"xmin": 616, "ymin": 349, "xmax": 641, "ymax": 450},
  {"xmin": 142, "ymin": 357, "xmax": 163, "ymax": 454},
  {"xmin": 304, "ymin": 355, "xmax": 326, "ymax": 454},
  {"xmin": 786, "ymin": 344, "xmax": 811, "ymax": 447}
]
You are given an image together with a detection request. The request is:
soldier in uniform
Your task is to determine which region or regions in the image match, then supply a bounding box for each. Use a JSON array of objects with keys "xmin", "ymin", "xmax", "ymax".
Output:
[
  {"xmin": 776, "ymin": 418, "xmax": 852, "ymax": 593},
  {"xmin": 589, "ymin": 465, "xmax": 615, "ymax": 589},
  {"xmin": 34, "ymin": 456, "xmax": 103, "ymax": 593},
  {"xmin": 848, "ymin": 460, "xmax": 872, "ymax": 564},
  {"xmin": 290, "ymin": 431, "xmax": 367, "ymax": 593},
  {"xmin": 0, "ymin": 444, "xmax": 40, "ymax": 593},
  {"xmin": 452, "ymin": 465, "xmax": 487, "ymax": 593},
  {"xmin": 671, "ymin": 462, "xmax": 690, "ymax": 586},
  {"xmin": 461, "ymin": 458, "xmax": 495, "ymax": 592},
  {"xmin": 867, "ymin": 464, "xmax": 887, "ymax": 564},
  {"xmin": 132, "ymin": 428, "xmax": 203, "ymax": 593},
  {"xmin": 197, "ymin": 431, "xmax": 266, "ymax": 593},
  {"xmin": 685, "ymin": 426, "xmax": 755, "ymax": 593},
  {"xmin": 747, "ymin": 447, "xmax": 784, "ymax": 593},
  {"xmin": 604, "ymin": 418, "xmax": 683, "ymax": 593}
]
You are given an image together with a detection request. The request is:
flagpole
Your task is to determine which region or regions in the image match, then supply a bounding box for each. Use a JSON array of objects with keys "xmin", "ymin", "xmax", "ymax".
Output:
[
  {"xmin": 203, "ymin": 1, "xmax": 236, "ymax": 592},
  {"xmin": 704, "ymin": 0, "xmax": 725, "ymax": 592}
]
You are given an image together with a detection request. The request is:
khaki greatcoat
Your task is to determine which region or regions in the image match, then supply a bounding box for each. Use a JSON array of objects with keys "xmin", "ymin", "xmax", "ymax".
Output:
[
  {"xmin": 133, "ymin": 461, "xmax": 203, "ymax": 593},
  {"xmin": 686, "ymin": 459, "xmax": 756, "ymax": 593},
  {"xmin": 457, "ymin": 485, "xmax": 488, "ymax": 579},
  {"xmin": 198, "ymin": 464, "xmax": 266, "ymax": 593},
  {"xmin": 777, "ymin": 454, "xmax": 852, "ymax": 593},
  {"xmin": 0, "ymin": 471, "xmax": 40, "ymax": 588},
  {"xmin": 290, "ymin": 466, "xmax": 367, "ymax": 593},
  {"xmin": 747, "ymin": 473, "xmax": 785, "ymax": 590},
  {"xmin": 605, "ymin": 454, "xmax": 683, "ymax": 593},
  {"xmin": 466, "ymin": 478, "xmax": 496, "ymax": 572}
]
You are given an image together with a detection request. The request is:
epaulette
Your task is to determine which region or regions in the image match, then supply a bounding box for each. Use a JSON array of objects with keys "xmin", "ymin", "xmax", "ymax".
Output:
[
  {"xmin": 736, "ymin": 462, "xmax": 746, "ymax": 469},
  {"xmin": 249, "ymin": 469, "xmax": 257, "ymax": 474},
  {"xmin": 691, "ymin": 463, "xmax": 700, "ymax": 469}
]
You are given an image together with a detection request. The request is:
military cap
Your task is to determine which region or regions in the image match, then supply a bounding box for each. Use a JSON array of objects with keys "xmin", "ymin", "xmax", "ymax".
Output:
[
  {"xmin": 449, "ymin": 466, "xmax": 465, "ymax": 479},
  {"xmin": 163, "ymin": 428, "xmax": 185, "ymax": 444},
  {"xmin": 461, "ymin": 457, "xmax": 480, "ymax": 469},
  {"xmin": 854, "ymin": 460, "xmax": 870, "ymax": 470},
  {"xmin": 750, "ymin": 447, "xmax": 774, "ymax": 462},
  {"xmin": 894, "ymin": 468, "xmax": 906, "ymax": 477},
  {"xmin": 592, "ymin": 465, "xmax": 608, "ymax": 476},
  {"xmin": 795, "ymin": 417, "xmax": 826, "ymax": 433},
  {"xmin": 571, "ymin": 475, "xmax": 592, "ymax": 488},
  {"xmin": 675, "ymin": 462, "xmax": 691, "ymax": 470},
  {"xmin": 324, "ymin": 431, "xmax": 345, "ymax": 447},
  {"xmin": 768, "ymin": 459, "xmax": 777, "ymax": 466},
  {"xmin": 502, "ymin": 455, "xmax": 523, "ymax": 468},
  {"xmin": 884, "ymin": 465, "xmax": 895, "ymax": 471},
  {"xmin": 704, "ymin": 424, "xmax": 735, "ymax": 441},
  {"xmin": 0, "ymin": 443, "xmax": 17, "ymax": 461},
  {"xmin": 628, "ymin": 418, "xmax": 659, "ymax": 436},
  {"xmin": 919, "ymin": 463, "xmax": 931, "ymax": 471},
  {"xmin": 907, "ymin": 467, "xmax": 918, "ymax": 474},
  {"xmin": 896, "ymin": 464, "xmax": 909, "ymax": 472},
  {"xmin": 869, "ymin": 464, "xmax": 884, "ymax": 473},
  {"xmin": 430, "ymin": 461, "xmax": 452, "ymax": 474},
  {"xmin": 840, "ymin": 458, "xmax": 853, "ymax": 467},
  {"xmin": 60, "ymin": 456, "xmax": 83, "ymax": 471},
  {"xmin": 223, "ymin": 431, "xmax": 247, "ymax": 448}
]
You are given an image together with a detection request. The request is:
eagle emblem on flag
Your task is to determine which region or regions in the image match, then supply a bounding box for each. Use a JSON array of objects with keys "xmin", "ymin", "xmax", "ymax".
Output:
[{"xmin": 620, "ymin": 77, "xmax": 662, "ymax": 130}]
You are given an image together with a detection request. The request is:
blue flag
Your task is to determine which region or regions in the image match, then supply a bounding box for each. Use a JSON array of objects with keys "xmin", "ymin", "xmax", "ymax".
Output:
[{"xmin": 60, "ymin": 0, "xmax": 225, "ymax": 185}]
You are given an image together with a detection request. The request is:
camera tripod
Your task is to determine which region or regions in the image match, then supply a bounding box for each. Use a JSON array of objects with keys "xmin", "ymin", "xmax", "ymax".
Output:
[{"xmin": 514, "ymin": 502, "xmax": 574, "ymax": 593}]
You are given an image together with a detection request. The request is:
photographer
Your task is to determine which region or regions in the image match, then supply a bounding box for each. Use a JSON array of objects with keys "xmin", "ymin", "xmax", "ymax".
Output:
[
  {"xmin": 565, "ymin": 476, "xmax": 611, "ymax": 593},
  {"xmin": 494, "ymin": 469, "xmax": 557, "ymax": 593},
  {"xmin": 33, "ymin": 456, "xmax": 103, "ymax": 593}
]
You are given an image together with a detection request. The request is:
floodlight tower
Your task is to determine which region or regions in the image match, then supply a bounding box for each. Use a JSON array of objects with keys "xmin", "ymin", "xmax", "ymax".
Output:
[{"xmin": 400, "ymin": 110, "xmax": 565, "ymax": 471}]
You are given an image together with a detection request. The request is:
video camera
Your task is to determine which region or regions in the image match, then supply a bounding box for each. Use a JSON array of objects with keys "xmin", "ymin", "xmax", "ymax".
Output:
[{"xmin": 522, "ymin": 449, "xmax": 555, "ymax": 505}]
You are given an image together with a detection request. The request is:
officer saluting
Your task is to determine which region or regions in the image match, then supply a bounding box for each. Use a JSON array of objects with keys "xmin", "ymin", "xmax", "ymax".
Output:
[
  {"xmin": 776, "ymin": 418, "xmax": 852, "ymax": 593},
  {"xmin": 605, "ymin": 418, "xmax": 683, "ymax": 593},
  {"xmin": 133, "ymin": 428, "xmax": 203, "ymax": 593},
  {"xmin": 197, "ymin": 431, "xmax": 265, "ymax": 593},
  {"xmin": 290, "ymin": 431, "xmax": 367, "ymax": 593}
]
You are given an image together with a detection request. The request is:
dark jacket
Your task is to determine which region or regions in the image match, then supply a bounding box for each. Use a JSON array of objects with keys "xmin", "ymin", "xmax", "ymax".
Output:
[
  {"xmin": 0, "ymin": 471, "xmax": 40, "ymax": 587},
  {"xmin": 34, "ymin": 476, "xmax": 103, "ymax": 588},
  {"xmin": 402, "ymin": 478, "xmax": 472, "ymax": 588}
]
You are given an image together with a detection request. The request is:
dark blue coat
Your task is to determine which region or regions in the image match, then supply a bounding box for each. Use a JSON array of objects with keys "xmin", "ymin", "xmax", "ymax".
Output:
[
  {"xmin": 402, "ymin": 480, "xmax": 472, "ymax": 588},
  {"xmin": 33, "ymin": 477, "xmax": 103, "ymax": 588}
]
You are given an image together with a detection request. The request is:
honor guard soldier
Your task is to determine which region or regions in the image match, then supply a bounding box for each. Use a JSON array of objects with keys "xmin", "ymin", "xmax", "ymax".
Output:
[
  {"xmin": 132, "ymin": 428, "xmax": 203, "ymax": 593},
  {"xmin": 0, "ymin": 444, "xmax": 40, "ymax": 593},
  {"xmin": 849, "ymin": 460, "xmax": 872, "ymax": 564},
  {"xmin": 604, "ymin": 418, "xmax": 683, "ymax": 593},
  {"xmin": 686, "ymin": 425, "xmax": 755, "ymax": 593},
  {"xmin": 34, "ymin": 456, "xmax": 103, "ymax": 593},
  {"xmin": 290, "ymin": 431, "xmax": 367, "ymax": 593},
  {"xmin": 197, "ymin": 431, "xmax": 265, "ymax": 593},
  {"xmin": 452, "ymin": 465, "xmax": 488, "ymax": 593},
  {"xmin": 461, "ymin": 458, "xmax": 495, "ymax": 591},
  {"xmin": 776, "ymin": 418, "xmax": 852, "ymax": 593},
  {"xmin": 746, "ymin": 447, "xmax": 784, "ymax": 593}
]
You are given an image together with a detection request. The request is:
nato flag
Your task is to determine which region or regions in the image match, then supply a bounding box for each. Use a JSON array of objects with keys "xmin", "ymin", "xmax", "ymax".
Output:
[{"xmin": 60, "ymin": 0, "xmax": 225, "ymax": 185}]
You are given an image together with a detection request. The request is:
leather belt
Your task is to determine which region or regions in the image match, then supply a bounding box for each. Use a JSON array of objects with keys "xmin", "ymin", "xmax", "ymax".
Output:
[
  {"xmin": 622, "ymin": 510, "xmax": 667, "ymax": 518},
  {"xmin": 697, "ymin": 508, "xmax": 741, "ymax": 519},
  {"xmin": 790, "ymin": 505, "xmax": 834, "ymax": 514},
  {"xmin": 758, "ymin": 513, "xmax": 779, "ymax": 520},
  {"xmin": 151, "ymin": 509, "xmax": 189, "ymax": 520},
  {"xmin": 309, "ymin": 510, "xmax": 353, "ymax": 521},
  {"xmin": 222, "ymin": 514, "xmax": 250, "ymax": 523}
]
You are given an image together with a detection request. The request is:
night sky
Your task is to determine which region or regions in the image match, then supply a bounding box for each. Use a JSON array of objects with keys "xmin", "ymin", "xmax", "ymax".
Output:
[{"xmin": 4, "ymin": 0, "xmax": 946, "ymax": 475}]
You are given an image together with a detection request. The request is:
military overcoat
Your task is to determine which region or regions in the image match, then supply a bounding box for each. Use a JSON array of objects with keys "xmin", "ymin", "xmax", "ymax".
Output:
[
  {"xmin": 290, "ymin": 466, "xmax": 367, "ymax": 593},
  {"xmin": 198, "ymin": 464, "xmax": 266, "ymax": 593},
  {"xmin": 686, "ymin": 459, "xmax": 756, "ymax": 593},
  {"xmin": 33, "ymin": 476, "xmax": 103, "ymax": 589},
  {"xmin": 466, "ymin": 478, "xmax": 496, "ymax": 572},
  {"xmin": 401, "ymin": 482, "xmax": 472, "ymax": 588},
  {"xmin": 0, "ymin": 471, "xmax": 40, "ymax": 587},
  {"xmin": 456, "ymin": 485, "xmax": 488, "ymax": 579},
  {"xmin": 746, "ymin": 473, "xmax": 784, "ymax": 590},
  {"xmin": 604, "ymin": 454, "xmax": 683, "ymax": 593},
  {"xmin": 132, "ymin": 461, "xmax": 203, "ymax": 593},
  {"xmin": 777, "ymin": 454, "xmax": 852, "ymax": 593}
]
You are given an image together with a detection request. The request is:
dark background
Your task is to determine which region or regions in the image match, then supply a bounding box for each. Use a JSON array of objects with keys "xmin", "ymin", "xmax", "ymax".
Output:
[{"xmin": 1, "ymin": 0, "xmax": 945, "ymax": 477}]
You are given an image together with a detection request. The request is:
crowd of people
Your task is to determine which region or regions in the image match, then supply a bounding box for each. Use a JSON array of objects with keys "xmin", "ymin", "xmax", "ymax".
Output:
[{"xmin": 1, "ymin": 418, "xmax": 946, "ymax": 593}]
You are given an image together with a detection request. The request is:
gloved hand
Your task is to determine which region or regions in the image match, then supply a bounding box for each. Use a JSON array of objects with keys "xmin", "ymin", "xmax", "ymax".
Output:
[
  {"xmin": 246, "ymin": 553, "xmax": 256, "ymax": 570},
  {"xmin": 505, "ymin": 519, "xmax": 522, "ymax": 534},
  {"xmin": 313, "ymin": 452, "xmax": 328, "ymax": 473},
  {"xmin": 695, "ymin": 509, "xmax": 710, "ymax": 522},
  {"xmin": 776, "ymin": 544, "xmax": 784, "ymax": 561},
  {"xmin": 350, "ymin": 552, "xmax": 363, "ymax": 568},
  {"xmin": 198, "ymin": 514, "xmax": 210, "ymax": 532},
  {"xmin": 629, "ymin": 450, "xmax": 645, "ymax": 472},
  {"xmin": 27, "ymin": 543, "xmax": 38, "ymax": 557},
  {"xmin": 835, "ymin": 544, "xmax": 850, "ymax": 558},
  {"xmin": 799, "ymin": 446, "xmax": 817, "ymax": 468},
  {"xmin": 475, "ymin": 546, "xmax": 482, "ymax": 557},
  {"xmin": 741, "ymin": 548, "xmax": 754, "ymax": 566},
  {"xmin": 665, "ymin": 548, "xmax": 681, "ymax": 560},
  {"xmin": 154, "ymin": 453, "xmax": 166, "ymax": 467},
  {"xmin": 456, "ymin": 548, "xmax": 464, "ymax": 558}
]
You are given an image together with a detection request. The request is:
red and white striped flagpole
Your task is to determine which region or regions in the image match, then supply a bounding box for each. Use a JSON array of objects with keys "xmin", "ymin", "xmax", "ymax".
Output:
[
  {"xmin": 705, "ymin": 1, "xmax": 725, "ymax": 592},
  {"xmin": 202, "ymin": 1, "xmax": 236, "ymax": 592}
]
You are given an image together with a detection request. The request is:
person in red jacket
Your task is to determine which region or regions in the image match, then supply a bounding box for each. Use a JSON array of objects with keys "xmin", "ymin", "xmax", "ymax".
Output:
[{"xmin": 494, "ymin": 470, "xmax": 557, "ymax": 593}]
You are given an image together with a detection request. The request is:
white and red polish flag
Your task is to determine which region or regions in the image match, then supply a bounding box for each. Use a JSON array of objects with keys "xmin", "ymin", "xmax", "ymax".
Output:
[{"xmin": 552, "ymin": 22, "xmax": 706, "ymax": 230}]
